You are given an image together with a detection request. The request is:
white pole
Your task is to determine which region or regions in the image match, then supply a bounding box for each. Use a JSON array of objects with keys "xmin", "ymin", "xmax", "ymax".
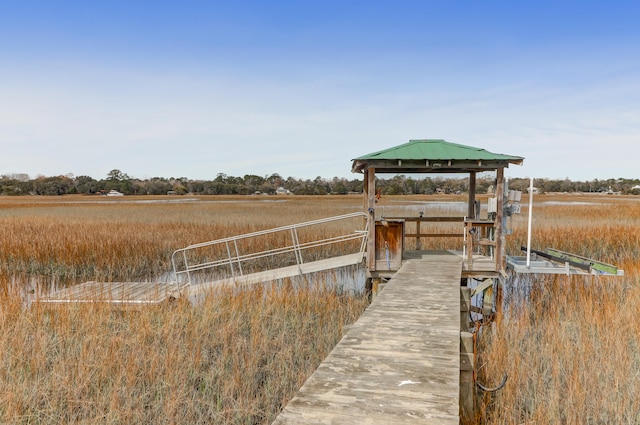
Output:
[{"xmin": 526, "ymin": 177, "xmax": 534, "ymax": 268}]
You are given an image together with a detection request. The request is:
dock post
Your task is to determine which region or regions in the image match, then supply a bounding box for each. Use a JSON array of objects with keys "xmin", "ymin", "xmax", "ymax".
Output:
[
  {"xmin": 364, "ymin": 277, "xmax": 383, "ymax": 300},
  {"xmin": 460, "ymin": 286, "xmax": 471, "ymax": 332},
  {"xmin": 460, "ymin": 286, "xmax": 474, "ymax": 423},
  {"xmin": 364, "ymin": 277, "xmax": 373, "ymax": 300},
  {"xmin": 460, "ymin": 331, "xmax": 475, "ymax": 424}
]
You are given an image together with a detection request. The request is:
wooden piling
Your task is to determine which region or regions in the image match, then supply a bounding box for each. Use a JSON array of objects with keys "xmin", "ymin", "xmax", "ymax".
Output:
[
  {"xmin": 460, "ymin": 286, "xmax": 471, "ymax": 332},
  {"xmin": 460, "ymin": 331, "xmax": 475, "ymax": 424}
]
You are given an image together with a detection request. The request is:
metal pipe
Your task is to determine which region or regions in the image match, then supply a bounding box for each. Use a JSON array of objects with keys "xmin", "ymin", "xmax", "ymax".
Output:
[
  {"xmin": 526, "ymin": 177, "xmax": 534, "ymax": 268},
  {"xmin": 182, "ymin": 251, "xmax": 190, "ymax": 286},
  {"xmin": 462, "ymin": 216, "xmax": 467, "ymax": 260}
]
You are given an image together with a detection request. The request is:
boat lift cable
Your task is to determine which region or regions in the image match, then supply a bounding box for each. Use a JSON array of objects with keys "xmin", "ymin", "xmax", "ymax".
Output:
[
  {"xmin": 471, "ymin": 315, "xmax": 507, "ymax": 394},
  {"xmin": 476, "ymin": 374, "xmax": 508, "ymax": 393}
]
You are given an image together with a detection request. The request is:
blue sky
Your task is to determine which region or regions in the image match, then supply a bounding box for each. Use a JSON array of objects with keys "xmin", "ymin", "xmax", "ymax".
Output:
[{"xmin": 1, "ymin": 1, "xmax": 638, "ymax": 181}]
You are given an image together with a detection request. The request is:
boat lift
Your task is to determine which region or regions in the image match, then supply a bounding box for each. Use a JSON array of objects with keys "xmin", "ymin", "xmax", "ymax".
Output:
[
  {"xmin": 505, "ymin": 178, "xmax": 623, "ymax": 277},
  {"xmin": 506, "ymin": 247, "xmax": 624, "ymax": 276}
]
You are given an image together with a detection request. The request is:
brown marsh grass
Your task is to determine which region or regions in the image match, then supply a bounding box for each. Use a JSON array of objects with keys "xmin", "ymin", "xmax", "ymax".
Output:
[
  {"xmin": 0, "ymin": 278, "xmax": 368, "ymax": 424},
  {"xmin": 2, "ymin": 193, "xmax": 640, "ymax": 423},
  {"xmin": 0, "ymin": 195, "xmax": 364, "ymax": 285},
  {"xmin": 0, "ymin": 195, "xmax": 368, "ymax": 424},
  {"xmin": 477, "ymin": 193, "xmax": 640, "ymax": 424}
]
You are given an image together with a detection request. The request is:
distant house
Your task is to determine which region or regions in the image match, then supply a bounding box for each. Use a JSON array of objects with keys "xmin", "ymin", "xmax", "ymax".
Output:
[
  {"xmin": 106, "ymin": 190, "xmax": 124, "ymax": 197},
  {"xmin": 276, "ymin": 187, "xmax": 292, "ymax": 195}
]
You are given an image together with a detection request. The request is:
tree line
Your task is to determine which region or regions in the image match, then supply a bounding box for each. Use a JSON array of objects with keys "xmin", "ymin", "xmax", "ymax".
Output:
[{"xmin": 1, "ymin": 170, "xmax": 639, "ymax": 196}]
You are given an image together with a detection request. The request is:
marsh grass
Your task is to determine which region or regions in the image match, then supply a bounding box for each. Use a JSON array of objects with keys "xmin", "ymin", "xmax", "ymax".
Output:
[
  {"xmin": 477, "ymin": 194, "xmax": 640, "ymax": 424},
  {"xmin": 0, "ymin": 195, "xmax": 364, "ymax": 285},
  {"xmin": 0, "ymin": 195, "xmax": 369, "ymax": 424},
  {"xmin": 0, "ymin": 275, "xmax": 368, "ymax": 424},
  {"xmin": 3, "ymin": 193, "xmax": 640, "ymax": 423}
]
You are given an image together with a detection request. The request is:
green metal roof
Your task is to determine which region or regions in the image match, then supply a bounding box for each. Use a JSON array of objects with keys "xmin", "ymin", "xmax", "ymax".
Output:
[
  {"xmin": 355, "ymin": 139, "xmax": 522, "ymax": 161},
  {"xmin": 352, "ymin": 139, "xmax": 523, "ymax": 173}
]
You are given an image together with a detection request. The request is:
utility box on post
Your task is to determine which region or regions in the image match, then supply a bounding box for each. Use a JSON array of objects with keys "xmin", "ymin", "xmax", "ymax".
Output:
[{"xmin": 374, "ymin": 220, "xmax": 404, "ymax": 271}]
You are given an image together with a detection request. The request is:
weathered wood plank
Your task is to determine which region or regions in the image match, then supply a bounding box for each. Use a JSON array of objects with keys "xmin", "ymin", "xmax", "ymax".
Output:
[
  {"xmin": 36, "ymin": 253, "xmax": 363, "ymax": 305},
  {"xmin": 189, "ymin": 252, "xmax": 364, "ymax": 295},
  {"xmin": 35, "ymin": 281, "xmax": 186, "ymax": 305},
  {"xmin": 273, "ymin": 254, "xmax": 463, "ymax": 424}
]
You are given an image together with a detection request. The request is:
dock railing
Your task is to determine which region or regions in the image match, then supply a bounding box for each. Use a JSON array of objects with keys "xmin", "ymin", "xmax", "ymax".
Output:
[
  {"xmin": 383, "ymin": 215, "xmax": 498, "ymax": 270},
  {"xmin": 382, "ymin": 216, "xmax": 466, "ymax": 250},
  {"xmin": 171, "ymin": 212, "xmax": 368, "ymax": 288}
]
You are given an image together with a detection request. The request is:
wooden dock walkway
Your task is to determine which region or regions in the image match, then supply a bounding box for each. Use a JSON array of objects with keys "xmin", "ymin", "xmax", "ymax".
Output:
[{"xmin": 273, "ymin": 251, "xmax": 463, "ymax": 424}]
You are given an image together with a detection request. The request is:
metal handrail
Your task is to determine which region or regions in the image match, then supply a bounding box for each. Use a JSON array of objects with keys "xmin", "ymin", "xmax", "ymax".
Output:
[{"xmin": 171, "ymin": 212, "xmax": 368, "ymax": 288}]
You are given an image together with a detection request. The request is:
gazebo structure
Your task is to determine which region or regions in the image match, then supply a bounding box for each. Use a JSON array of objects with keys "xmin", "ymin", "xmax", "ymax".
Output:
[{"xmin": 352, "ymin": 139, "xmax": 524, "ymax": 288}]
